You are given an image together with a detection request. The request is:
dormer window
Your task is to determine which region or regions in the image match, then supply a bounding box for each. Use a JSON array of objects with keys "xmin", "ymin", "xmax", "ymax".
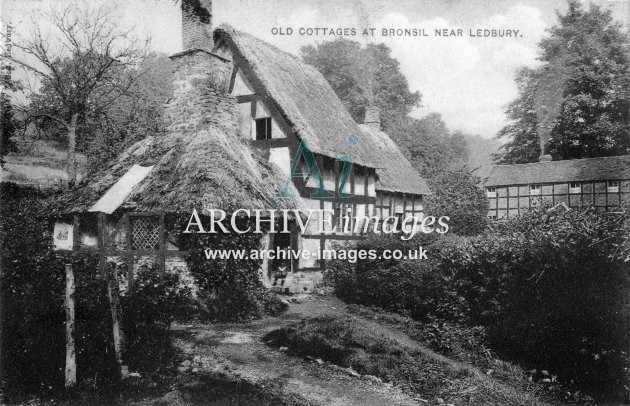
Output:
[
  {"xmin": 486, "ymin": 187, "xmax": 496, "ymax": 198},
  {"xmin": 255, "ymin": 118, "xmax": 272, "ymax": 140},
  {"xmin": 569, "ymin": 182, "xmax": 581, "ymax": 194},
  {"xmin": 530, "ymin": 184, "xmax": 541, "ymax": 196},
  {"xmin": 607, "ymin": 180, "xmax": 620, "ymax": 193}
]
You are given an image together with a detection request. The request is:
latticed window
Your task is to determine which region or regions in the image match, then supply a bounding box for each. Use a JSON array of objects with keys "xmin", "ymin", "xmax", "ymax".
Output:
[{"xmin": 131, "ymin": 216, "xmax": 160, "ymax": 250}]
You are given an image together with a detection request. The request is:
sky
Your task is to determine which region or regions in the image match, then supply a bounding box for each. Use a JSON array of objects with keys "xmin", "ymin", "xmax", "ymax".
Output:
[{"xmin": 1, "ymin": 0, "xmax": 629, "ymax": 138}]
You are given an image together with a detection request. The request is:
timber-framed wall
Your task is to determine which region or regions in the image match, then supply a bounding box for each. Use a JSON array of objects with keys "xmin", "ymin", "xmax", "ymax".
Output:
[{"xmin": 486, "ymin": 180, "xmax": 630, "ymax": 220}]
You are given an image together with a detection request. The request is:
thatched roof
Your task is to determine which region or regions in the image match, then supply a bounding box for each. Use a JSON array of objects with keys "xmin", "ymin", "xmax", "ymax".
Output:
[
  {"xmin": 484, "ymin": 155, "xmax": 630, "ymax": 187},
  {"xmin": 51, "ymin": 97, "xmax": 301, "ymax": 215},
  {"xmin": 359, "ymin": 124, "xmax": 431, "ymax": 195},
  {"xmin": 214, "ymin": 25, "xmax": 382, "ymax": 169}
]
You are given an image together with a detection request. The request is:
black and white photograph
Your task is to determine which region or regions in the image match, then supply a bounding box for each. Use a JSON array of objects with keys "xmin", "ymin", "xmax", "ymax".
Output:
[{"xmin": 0, "ymin": 0, "xmax": 629, "ymax": 404}]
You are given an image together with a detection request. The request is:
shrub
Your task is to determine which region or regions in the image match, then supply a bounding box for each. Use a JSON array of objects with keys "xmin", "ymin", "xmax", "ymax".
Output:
[
  {"xmin": 121, "ymin": 264, "xmax": 196, "ymax": 370},
  {"xmin": 171, "ymin": 215, "xmax": 287, "ymax": 321},
  {"xmin": 325, "ymin": 205, "xmax": 630, "ymax": 400},
  {"xmin": 324, "ymin": 234, "xmax": 468, "ymax": 322},
  {"xmin": 439, "ymin": 206, "xmax": 630, "ymax": 399},
  {"xmin": 0, "ymin": 184, "xmax": 194, "ymax": 396},
  {"xmin": 424, "ymin": 167, "xmax": 488, "ymax": 236}
]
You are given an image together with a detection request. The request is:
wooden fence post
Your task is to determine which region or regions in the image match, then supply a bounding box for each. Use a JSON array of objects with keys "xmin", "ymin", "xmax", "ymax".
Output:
[
  {"xmin": 0, "ymin": 247, "xmax": 5, "ymax": 398},
  {"xmin": 106, "ymin": 262, "xmax": 128, "ymax": 380},
  {"xmin": 64, "ymin": 263, "xmax": 76, "ymax": 388}
]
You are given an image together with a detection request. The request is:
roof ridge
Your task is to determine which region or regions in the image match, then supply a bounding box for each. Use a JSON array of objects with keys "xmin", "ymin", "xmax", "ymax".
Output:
[
  {"xmin": 492, "ymin": 154, "xmax": 630, "ymax": 167},
  {"xmin": 214, "ymin": 23, "xmax": 303, "ymax": 63}
]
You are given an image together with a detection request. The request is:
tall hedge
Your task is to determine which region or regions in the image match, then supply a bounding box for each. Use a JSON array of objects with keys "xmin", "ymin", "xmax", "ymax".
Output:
[
  {"xmin": 325, "ymin": 206, "xmax": 630, "ymax": 399},
  {"xmin": 437, "ymin": 206, "xmax": 629, "ymax": 398},
  {"xmin": 0, "ymin": 183, "xmax": 194, "ymax": 397},
  {"xmin": 171, "ymin": 215, "xmax": 287, "ymax": 321}
]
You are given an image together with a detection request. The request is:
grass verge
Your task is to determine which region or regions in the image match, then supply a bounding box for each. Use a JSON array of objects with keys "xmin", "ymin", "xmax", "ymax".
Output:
[{"xmin": 264, "ymin": 314, "xmax": 549, "ymax": 406}]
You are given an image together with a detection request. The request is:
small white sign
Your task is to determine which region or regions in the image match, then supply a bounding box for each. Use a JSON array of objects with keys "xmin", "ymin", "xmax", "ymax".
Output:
[{"xmin": 53, "ymin": 223, "xmax": 74, "ymax": 251}]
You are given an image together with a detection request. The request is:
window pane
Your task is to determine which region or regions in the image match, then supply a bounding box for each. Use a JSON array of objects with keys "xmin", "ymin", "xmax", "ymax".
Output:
[
  {"xmin": 255, "ymin": 118, "xmax": 271, "ymax": 140},
  {"xmin": 255, "ymin": 119, "xmax": 264, "ymax": 140}
]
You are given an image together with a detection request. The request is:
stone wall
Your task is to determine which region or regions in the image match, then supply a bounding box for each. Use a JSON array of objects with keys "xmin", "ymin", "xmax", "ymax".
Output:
[{"xmin": 164, "ymin": 51, "xmax": 234, "ymax": 132}]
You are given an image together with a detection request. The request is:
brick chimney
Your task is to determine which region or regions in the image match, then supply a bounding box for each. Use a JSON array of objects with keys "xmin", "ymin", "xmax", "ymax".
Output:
[
  {"xmin": 182, "ymin": 0, "xmax": 213, "ymax": 51},
  {"xmin": 364, "ymin": 106, "xmax": 381, "ymax": 130}
]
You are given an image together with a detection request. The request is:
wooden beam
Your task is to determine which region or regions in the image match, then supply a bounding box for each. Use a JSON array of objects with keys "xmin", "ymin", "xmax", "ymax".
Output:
[
  {"xmin": 99, "ymin": 249, "xmax": 187, "ymax": 257},
  {"xmin": 106, "ymin": 262, "xmax": 128, "ymax": 381},
  {"xmin": 64, "ymin": 263, "xmax": 76, "ymax": 388},
  {"xmin": 124, "ymin": 213, "xmax": 134, "ymax": 292},
  {"xmin": 0, "ymin": 236, "xmax": 3, "ymax": 398},
  {"xmin": 128, "ymin": 212, "xmax": 162, "ymax": 217},
  {"xmin": 97, "ymin": 213, "xmax": 106, "ymax": 277},
  {"xmin": 72, "ymin": 215, "xmax": 80, "ymax": 249},
  {"xmin": 228, "ymin": 63, "xmax": 239, "ymax": 94},
  {"xmin": 250, "ymin": 138, "xmax": 291, "ymax": 148},
  {"xmin": 290, "ymin": 222, "xmax": 299, "ymax": 273},
  {"xmin": 236, "ymin": 94, "xmax": 259, "ymax": 104},
  {"xmin": 158, "ymin": 214, "xmax": 166, "ymax": 282}
]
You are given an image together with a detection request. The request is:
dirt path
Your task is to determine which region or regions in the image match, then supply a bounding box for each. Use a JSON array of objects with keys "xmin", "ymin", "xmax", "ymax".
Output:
[{"xmin": 171, "ymin": 295, "xmax": 423, "ymax": 406}]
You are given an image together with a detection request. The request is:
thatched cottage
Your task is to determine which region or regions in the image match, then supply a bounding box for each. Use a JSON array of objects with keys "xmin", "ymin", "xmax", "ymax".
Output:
[{"xmin": 54, "ymin": 0, "xmax": 429, "ymax": 291}]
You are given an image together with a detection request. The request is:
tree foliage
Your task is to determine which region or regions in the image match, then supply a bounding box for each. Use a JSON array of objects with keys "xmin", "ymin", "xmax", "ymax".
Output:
[
  {"xmin": 493, "ymin": 68, "xmax": 541, "ymax": 164},
  {"xmin": 437, "ymin": 206, "xmax": 630, "ymax": 400},
  {"xmin": 13, "ymin": 3, "xmax": 149, "ymax": 185},
  {"xmin": 325, "ymin": 205, "xmax": 630, "ymax": 401},
  {"xmin": 495, "ymin": 0, "xmax": 630, "ymax": 163},
  {"xmin": 389, "ymin": 113, "xmax": 470, "ymax": 178},
  {"xmin": 0, "ymin": 94, "xmax": 17, "ymax": 162},
  {"xmin": 301, "ymin": 39, "xmax": 421, "ymax": 132},
  {"xmin": 0, "ymin": 184, "xmax": 193, "ymax": 396},
  {"xmin": 84, "ymin": 54, "xmax": 173, "ymax": 174},
  {"xmin": 424, "ymin": 168, "xmax": 488, "ymax": 236},
  {"xmin": 302, "ymin": 39, "xmax": 487, "ymax": 235},
  {"xmin": 171, "ymin": 215, "xmax": 288, "ymax": 321}
]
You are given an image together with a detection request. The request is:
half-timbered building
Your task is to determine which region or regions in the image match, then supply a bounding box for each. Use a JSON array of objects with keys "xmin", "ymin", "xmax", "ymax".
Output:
[
  {"xmin": 54, "ymin": 0, "xmax": 429, "ymax": 292},
  {"xmin": 484, "ymin": 155, "xmax": 630, "ymax": 220}
]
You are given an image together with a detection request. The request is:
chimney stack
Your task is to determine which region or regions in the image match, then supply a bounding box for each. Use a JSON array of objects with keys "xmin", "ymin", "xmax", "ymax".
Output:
[
  {"xmin": 364, "ymin": 105, "xmax": 381, "ymax": 130},
  {"xmin": 166, "ymin": 0, "xmax": 232, "ymax": 132},
  {"xmin": 182, "ymin": 0, "xmax": 213, "ymax": 52}
]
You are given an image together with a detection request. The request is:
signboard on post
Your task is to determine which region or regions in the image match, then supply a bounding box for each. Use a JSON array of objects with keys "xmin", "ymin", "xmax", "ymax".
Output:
[{"xmin": 53, "ymin": 223, "xmax": 74, "ymax": 251}]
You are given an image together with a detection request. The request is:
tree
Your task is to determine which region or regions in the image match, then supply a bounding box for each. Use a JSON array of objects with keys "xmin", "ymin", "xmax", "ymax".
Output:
[
  {"xmin": 495, "ymin": 0, "xmax": 630, "ymax": 163},
  {"xmin": 0, "ymin": 94, "xmax": 17, "ymax": 167},
  {"xmin": 302, "ymin": 38, "xmax": 487, "ymax": 234},
  {"xmin": 84, "ymin": 53, "xmax": 172, "ymax": 174},
  {"xmin": 0, "ymin": 37, "xmax": 20, "ymax": 168},
  {"xmin": 544, "ymin": 1, "xmax": 630, "ymax": 159},
  {"xmin": 424, "ymin": 167, "xmax": 488, "ymax": 236},
  {"xmin": 388, "ymin": 114, "xmax": 488, "ymax": 235},
  {"xmin": 388, "ymin": 113, "xmax": 469, "ymax": 178},
  {"xmin": 10, "ymin": 4, "xmax": 148, "ymax": 186},
  {"xmin": 301, "ymin": 39, "xmax": 421, "ymax": 132},
  {"xmin": 493, "ymin": 68, "xmax": 541, "ymax": 164}
]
